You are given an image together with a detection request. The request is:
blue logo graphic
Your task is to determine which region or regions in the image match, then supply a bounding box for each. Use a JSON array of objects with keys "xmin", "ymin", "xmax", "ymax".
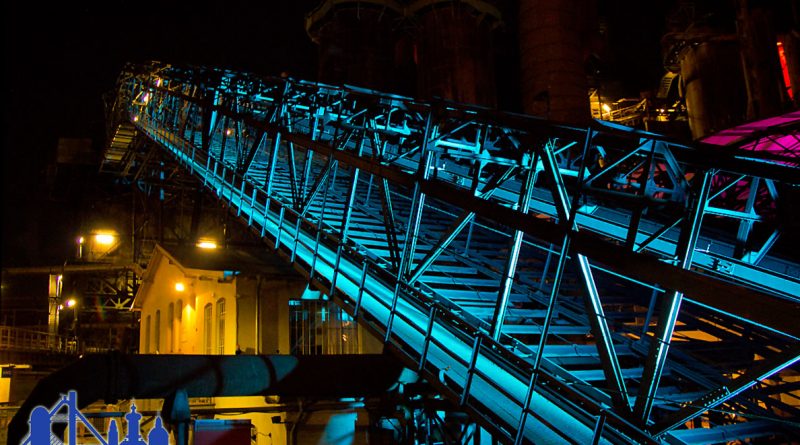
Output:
[{"xmin": 22, "ymin": 390, "xmax": 169, "ymax": 445}]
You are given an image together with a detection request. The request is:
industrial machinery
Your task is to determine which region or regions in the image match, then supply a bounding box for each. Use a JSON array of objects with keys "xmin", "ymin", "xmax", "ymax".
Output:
[{"xmin": 57, "ymin": 62, "xmax": 800, "ymax": 443}]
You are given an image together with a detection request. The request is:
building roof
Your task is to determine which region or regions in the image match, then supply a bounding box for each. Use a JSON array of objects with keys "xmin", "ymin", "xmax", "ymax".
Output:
[
  {"xmin": 159, "ymin": 244, "xmax": 292, "ymax": 275},
  {"xmin": 700, "ymin": 110, "xmax": 800, "ymax": 162},
  {"xmin": 132, "ymin": 243, "xmax": 299, "ymax": 309}
]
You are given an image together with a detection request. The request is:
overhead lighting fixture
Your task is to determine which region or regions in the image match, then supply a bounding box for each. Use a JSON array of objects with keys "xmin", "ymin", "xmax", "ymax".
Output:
[
  {"xmin": 175, "ymin": 282, "xmax": 186, "ymax": 292},
  {"xmin": 196, "ymin": 240, "xmax": 218, "ymax": 249},
  {"xmin": 94, "ymin": 233, "xmax": 116, "ymax": 245}
]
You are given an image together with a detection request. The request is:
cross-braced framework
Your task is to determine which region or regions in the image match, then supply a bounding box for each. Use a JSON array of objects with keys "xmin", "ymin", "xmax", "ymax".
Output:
[{"xmin": 107, "ymin": 61, "xmax": 800, "ymax": 444}]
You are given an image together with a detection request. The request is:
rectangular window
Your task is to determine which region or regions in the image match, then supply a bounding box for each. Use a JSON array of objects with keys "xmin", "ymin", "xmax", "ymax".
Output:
[
  {"xmin": 167, "ymin": 303, "xmax": 174, "ymax": 353},
  {"xmin": 144, "ymin": 315, "xmax": 151, "ymax": 354},
  {"xmin": 216, "ymin": 299, "xmax": 225, "ymax": 355},
  {"xmin": 154, "ymin": 310, "xmax": 161, "ymax": 353},
  {"xmin": 204, "ymin": 304, "xmax": 213, "ymax": 355},
  {"xmin": 289, "ymin": 300, "xmax": 358, "ymax": 355}
]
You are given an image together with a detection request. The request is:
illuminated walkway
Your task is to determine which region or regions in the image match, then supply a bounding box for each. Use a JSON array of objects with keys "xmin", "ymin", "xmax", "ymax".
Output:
[{"xmin": 107, "ymin": 62, "xmax": 800, "ymax": 444}]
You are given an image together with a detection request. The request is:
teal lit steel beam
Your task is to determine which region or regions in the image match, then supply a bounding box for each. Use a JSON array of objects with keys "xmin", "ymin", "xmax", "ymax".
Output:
[
  {"xmin": 577, "ymin": 254, "xmax": 631, "ymax": 412},
  {"xmin": 489, "ymin": 165, "xmax": 535, "ymax": 341},
  {"xmin": 654, "ymin": 344, "xmax": 800, "ymax": 435},
  {"xmin": 114, "ymin": 63, "xmax": 800, "ymax": 444},
  {"xmin": 407, "ymin": 166, "xmax": 516, "ymax": 285},
  {"xmin": 633, "ymin": 170, "xmax": 713, "ymax": 424}
]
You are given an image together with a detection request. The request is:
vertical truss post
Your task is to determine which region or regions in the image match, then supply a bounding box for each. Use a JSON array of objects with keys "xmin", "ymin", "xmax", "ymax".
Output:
[
  {"xmin": 248, "ymin": 187, "xmax": 256, "ymax": 226},
  {"xmin": 378, "ymin": 179, "xmax": 401, "ymax": 271},
  {"xmin": 309, "ymin": 162, "xmax": 333, "ymax": 281},
  {"xmin": 287, "ymin": 142, "xmax": 300, "ymax": 209},
  {"xmin": 264, "ymin": 131, "xmax": 281, "ymax": 196},
  {"xmin": 386, "ymin": 112, "xmax": 435, "ymax": 342},
  {"xmin": 591, "ymin": 411, "xmax": 607, "ymax": 445},
  {"xmin": 538, "ymin": 244, "xmax": 555, "ymax": 292},
  {"xmin": 461, "ymin": 334, "xmax": 483, "ymax": 407},
  {"xmin": 304, "ymin": 109, "xmax": 321, "ymax": 188},
  {"xmin": 514, "ymin": 237, "xmax": 571, "ymax": 445},
  {"xmin": 633, "ymin": 170, "xmax": 713, "ymax": 424},
  {"xmin": 734, "ymin": 177, "xmax": 760, "ymax": 258},
  {"xmin": 290, "ymin": 217, "xmax": 302, "ymax": 265},
  {"xmin": 354, "ymin": 261, "xmax": 369, "ymax": 318},
  {"xmin": 275, "ymin": 206, "xmax": 286, "ymax": 251},
  {"xmin": 489, "ymin": 164, "xmax": 536, "ymax": 342},
  {"xmin": 218, "ymin": 115, "xmax": 230, "ymax": 162},
  {"xmin": 331, "ymin": 139, "xmax": 364, "ymax": 298},
  {"xmin": 419, "ymin": 304, "xmax": 438, "ymax": 372},
  {"xmin": 626, "ymin": 140, "xmax": 657, "ymax": 249},
  {"xmin": 640, "ymin": 288, "xmax": 660, "ymax": 338}
]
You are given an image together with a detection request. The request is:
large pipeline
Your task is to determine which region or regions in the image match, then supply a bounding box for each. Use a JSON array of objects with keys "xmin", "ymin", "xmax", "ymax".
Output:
[{"xmin": 7, "ymin": 353, "xmax": 405, "ymax": 444}]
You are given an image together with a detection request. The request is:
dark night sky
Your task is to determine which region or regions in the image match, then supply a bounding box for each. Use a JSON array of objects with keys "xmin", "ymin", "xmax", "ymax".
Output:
[
  {"xmin": 3, "ymin": 1, "xmax": 673, "ymax": 268},
  {"xmin": 3, "ymin": 3, "xmax": 320, "ymax": 267}
]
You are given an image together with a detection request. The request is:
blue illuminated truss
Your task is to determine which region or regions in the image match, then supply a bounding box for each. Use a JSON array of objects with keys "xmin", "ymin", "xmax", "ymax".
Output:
[{"xmin": 106, "ymin": 61, "xmax": 800, "ymax": 444}]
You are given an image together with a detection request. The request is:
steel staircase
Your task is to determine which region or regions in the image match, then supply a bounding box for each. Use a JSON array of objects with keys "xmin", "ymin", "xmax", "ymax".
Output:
[{"xmin": 107, "ymin": 62, "xmax": 800, "ymax": 444}]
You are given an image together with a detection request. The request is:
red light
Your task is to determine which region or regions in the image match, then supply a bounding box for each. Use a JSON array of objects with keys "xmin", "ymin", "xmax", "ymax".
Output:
[{"xmin": 777, "ymin": 40, "xmax": 793, "ymax": 99}]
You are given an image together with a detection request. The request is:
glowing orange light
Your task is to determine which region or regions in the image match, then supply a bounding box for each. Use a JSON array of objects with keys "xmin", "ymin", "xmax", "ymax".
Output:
[
  {"xmin": 175, "ymin": 282, "xmax": 186, "ymax": 292},
  {"xmin": 94, "ymin": 233, "xmax": 116, "ymax": 245},
  {"xmin": 196, "ymin": 240, "xmax": 218, "ymax": 249}
]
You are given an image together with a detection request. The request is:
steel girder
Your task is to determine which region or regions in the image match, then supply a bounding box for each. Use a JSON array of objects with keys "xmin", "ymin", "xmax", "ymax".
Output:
[{"xmin": 109, "ymin": 62, "xmax": 800, "ymax": 444}]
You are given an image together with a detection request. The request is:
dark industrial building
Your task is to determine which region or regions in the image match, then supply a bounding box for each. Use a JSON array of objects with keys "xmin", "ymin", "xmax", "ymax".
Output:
[{"xmin": 2, "ymin": 1, "xmax": 800, "ymax": 444}]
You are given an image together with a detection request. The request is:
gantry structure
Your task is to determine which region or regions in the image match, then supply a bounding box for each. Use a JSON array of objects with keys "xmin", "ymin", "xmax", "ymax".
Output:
[{"xmin": 105, "ymin": 62, "xmax": 800, "ymax": 444}]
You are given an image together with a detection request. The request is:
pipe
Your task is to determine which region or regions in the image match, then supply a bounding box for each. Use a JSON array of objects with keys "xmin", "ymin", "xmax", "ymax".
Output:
[{"xmin": 7, "ymin": 352, "xmax": 405, "ymax": 444}]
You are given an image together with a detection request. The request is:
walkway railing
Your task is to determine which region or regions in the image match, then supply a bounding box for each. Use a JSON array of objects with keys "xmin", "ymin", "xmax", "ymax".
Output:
[
  {"xmin": 0, "ymin": 326, "xmax": 75, "ymax": 355},
  {"xmin": 110, "ymin": 61, "xmax": 800, "ymax": 444}
]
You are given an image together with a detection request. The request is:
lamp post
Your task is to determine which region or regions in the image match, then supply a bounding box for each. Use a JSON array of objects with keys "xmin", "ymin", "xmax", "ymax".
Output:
[{"xmin": 59, "ymin": 298, "xmax": 78, "ymax": 352}]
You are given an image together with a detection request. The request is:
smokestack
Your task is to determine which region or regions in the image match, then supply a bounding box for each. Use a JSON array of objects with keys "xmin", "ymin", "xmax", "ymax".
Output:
[
  {"xmin": 306, "ymin": 1, "xmax": 402, "ymax": 91},
  {"xmin": 519, "ymin": 0, "xmax": 593, "ymax": 124},
  {"xmin": 411, "ymin": 1, "xmax": 501, "ymax": 107}
]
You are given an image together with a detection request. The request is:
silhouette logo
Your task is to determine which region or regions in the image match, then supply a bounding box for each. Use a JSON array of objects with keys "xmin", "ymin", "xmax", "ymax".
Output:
[{"xmin": 22, "ymin": 390, "xmax": 168, "ymax": 445}]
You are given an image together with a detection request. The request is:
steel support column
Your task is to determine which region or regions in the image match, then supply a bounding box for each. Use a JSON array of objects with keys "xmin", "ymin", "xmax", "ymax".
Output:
[
  {"xmin": 633, "ymin": 170, "xmax": 714, "ymax": 424},
  {"xmin": 489, "ymin": 166, "xmax": 536, "ymax": 341}
]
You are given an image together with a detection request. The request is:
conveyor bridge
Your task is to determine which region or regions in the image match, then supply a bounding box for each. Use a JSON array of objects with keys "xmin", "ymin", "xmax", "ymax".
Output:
[{"xmin": 106, "ymin": 62, "xmax": 800, "ymax": 444}]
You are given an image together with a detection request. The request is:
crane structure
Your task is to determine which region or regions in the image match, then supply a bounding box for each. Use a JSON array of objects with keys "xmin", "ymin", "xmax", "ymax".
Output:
[{"xmin": 106, "ymin": 61, "xmax": 800, "ymax": 444}]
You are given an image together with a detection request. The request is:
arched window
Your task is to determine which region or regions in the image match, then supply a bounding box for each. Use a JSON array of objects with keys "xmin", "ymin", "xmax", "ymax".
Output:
[
  {"xmin": 204, "ymin": 303, "xmax": 213, "ymax": 354},
  {"xmin": 216, "ymin": 299, "xmax": 225, "ymax": 354},
  {"xmin": 154, "ymin": 310, "xmax": 161, "ymax": 353},
  {"xmin": 167, "ymin": 303, "xmax": 174, "ymax": 353},
  {"xmin": 144, "ymin": 315, "xmax": 151, "ymax": 354}
]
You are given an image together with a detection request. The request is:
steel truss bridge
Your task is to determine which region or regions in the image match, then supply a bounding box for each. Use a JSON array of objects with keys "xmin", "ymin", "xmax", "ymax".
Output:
[{"xmin": 106, "ymin": 62, "xmax": 800, "ymax": 444}]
